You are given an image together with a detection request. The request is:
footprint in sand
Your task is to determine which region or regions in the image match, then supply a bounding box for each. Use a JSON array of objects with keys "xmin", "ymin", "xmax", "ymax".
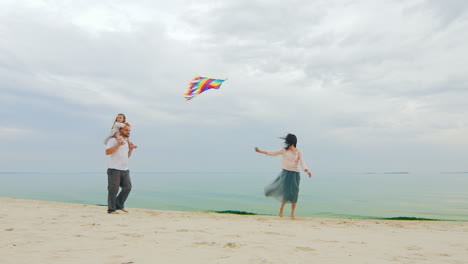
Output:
[
  {"xmin": 176, "ymin": 229, "xmax": 207, "ymax": 233},
  {"xmin": 121, "ymin": 233, "xmax": 143, "ymax": 238},
  {"xmin": 296, "ymin": 246, "xmax": 316, "ymax": 252},
  {"xmin": 224, "ymin": 242, "xmax": 240, "ymax": 248},
  {"xmin": 81, "ymin": 223, "xmax": 100, "ymax": 227},
  {"xmin": 318, "ymin": 239, "xmax": 339, "ymax": 243},
  {"xmin": 194, "ymin": 241, "xmax": 216, "ymax": 246}
]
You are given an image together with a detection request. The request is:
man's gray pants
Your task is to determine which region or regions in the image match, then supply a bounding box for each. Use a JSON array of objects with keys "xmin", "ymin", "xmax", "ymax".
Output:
[{"xmin": 107, "ymin": 168, "xmax": 132, "ymax": 213}]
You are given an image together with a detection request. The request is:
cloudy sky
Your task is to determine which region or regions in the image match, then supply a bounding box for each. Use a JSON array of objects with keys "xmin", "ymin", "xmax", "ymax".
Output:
[{"xmin": 1, "ymin": 0, "xmax": 467, "ymax": 173}]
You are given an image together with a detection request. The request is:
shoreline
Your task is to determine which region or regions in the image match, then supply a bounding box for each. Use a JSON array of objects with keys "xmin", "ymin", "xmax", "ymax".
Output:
[
  {"xmin": 93, "ymin": 202, "xmax": 468, "ymax": 222},
  {"xmin": 2, "ymin": 197, "xmax": 468, "ymax": 263},
  {"xmin": 211, "ymin": 210, "xmax": 462, "ymax": 221},
  {"xmin": 9, "ymin": 196, "xmax": 467, "ymax": 222},
  {"xmin": 2, "ymin": 171, "xmax": 467, "ymax": 222}
]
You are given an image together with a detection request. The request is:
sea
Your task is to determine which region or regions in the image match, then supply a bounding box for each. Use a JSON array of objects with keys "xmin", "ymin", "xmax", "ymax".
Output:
[{"xmin": 1, "ymin": 170, "xmax": 467, "ymax": 221}]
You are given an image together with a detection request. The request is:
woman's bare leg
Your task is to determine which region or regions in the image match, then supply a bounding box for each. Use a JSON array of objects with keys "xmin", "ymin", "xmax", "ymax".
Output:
[
  {"xmin": 279, "ymin": 201, "xmax": 287, "ymax": 217},
  {"xmin": 291, "ymin": 203, "xmax": 297, "ymax": 219}
]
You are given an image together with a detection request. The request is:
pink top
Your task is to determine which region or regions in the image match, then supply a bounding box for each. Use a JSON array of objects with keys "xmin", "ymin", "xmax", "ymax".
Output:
[{"xmin": 266, "ymin": 148, "xmax": 309, "ymax": 172}]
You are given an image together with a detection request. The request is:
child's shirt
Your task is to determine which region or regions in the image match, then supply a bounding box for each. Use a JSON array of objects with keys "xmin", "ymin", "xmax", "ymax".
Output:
[
  {"xmin": 103, "ymin": 122, "xmax": 126, "ymax": 144},
  {"xmin": 266, "ymin": 148, "xmax": 309, "ymax": 172}
]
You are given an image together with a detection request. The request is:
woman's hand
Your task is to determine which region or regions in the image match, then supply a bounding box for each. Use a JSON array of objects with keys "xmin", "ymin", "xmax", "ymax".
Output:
[
  {"xmin": 255, "ymin": 147, "xmax": 268, "ymax": 155},
  {"xmin": 305, "ymin": 170, "xmax": 312, "ymax": 178}
]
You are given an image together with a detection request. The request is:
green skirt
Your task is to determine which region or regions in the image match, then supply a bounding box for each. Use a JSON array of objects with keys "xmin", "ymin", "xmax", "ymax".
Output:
[{"xmin": 264, "ymin": 169, "xmax": 301, "ymax": 203}]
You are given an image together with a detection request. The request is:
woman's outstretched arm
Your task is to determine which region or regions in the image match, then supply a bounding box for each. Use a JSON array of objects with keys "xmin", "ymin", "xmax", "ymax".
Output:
[{"xmin": 255, "ymin": 147, "xmax": 283, "ymax": 156}]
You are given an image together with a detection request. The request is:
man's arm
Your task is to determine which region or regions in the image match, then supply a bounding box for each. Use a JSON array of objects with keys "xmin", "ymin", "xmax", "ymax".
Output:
[
  {"xmin": 106, "ymin": 140, "xmax": 123, "ymax": 155},
  {"xmin": 128, "ymin": 143, "xmax": 137, "ymax": 157},
  {"xmin": 128, "ymin": 146, "xmax": 133, "ymax": 157}
]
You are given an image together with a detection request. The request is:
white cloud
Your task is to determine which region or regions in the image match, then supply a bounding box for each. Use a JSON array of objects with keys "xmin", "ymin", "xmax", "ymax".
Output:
[{"xmin": 1, "ymin": 0, "xmax": 468, "ymax": 171}]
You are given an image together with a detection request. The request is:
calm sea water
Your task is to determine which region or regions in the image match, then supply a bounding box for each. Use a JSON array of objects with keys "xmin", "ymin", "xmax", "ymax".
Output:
[{"xmin": 1, "ymin": 171, "xmax": 467, "ymax": 220}]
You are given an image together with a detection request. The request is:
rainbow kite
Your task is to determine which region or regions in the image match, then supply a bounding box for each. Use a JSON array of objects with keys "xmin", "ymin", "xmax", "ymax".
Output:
[{"xmin": 184, "ymin": 76, "xmax": 226, "ymax": 101}]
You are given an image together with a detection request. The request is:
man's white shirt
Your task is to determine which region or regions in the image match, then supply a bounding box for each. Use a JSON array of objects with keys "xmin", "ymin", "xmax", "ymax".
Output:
[{"xmin": 106, "ymin": 138, "xmax": 129, "ymax": 170}]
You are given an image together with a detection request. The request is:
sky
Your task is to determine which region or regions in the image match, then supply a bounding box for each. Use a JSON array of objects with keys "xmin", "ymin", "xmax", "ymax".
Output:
[{"xmin": 1, "ymin": 0, "xmax": 467, "ymax": 173}]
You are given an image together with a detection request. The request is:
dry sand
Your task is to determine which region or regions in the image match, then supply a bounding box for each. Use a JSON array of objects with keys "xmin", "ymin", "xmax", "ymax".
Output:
[{"xmin": 1, "ymin": 197, "xmax": 467, "ymax": 264}]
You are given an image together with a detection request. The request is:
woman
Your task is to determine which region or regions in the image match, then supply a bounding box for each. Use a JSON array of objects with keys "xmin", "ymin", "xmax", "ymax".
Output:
[{"xmin": 255, "ymin": 133, "xmax": 312, "ymax": 219}]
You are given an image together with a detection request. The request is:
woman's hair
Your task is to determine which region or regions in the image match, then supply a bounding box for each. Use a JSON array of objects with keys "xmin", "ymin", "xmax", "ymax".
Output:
[{"xmin": 281, "ymin": 133, "xmax": 297, "ymax": 150}]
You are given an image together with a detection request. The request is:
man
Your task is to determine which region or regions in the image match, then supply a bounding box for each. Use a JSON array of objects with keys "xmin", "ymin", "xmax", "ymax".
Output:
[{"xmin": 105, "ymin": 123, "xmax": 136, "ymax": 214}]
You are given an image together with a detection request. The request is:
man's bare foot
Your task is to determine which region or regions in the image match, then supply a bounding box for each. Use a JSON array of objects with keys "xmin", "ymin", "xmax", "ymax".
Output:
[
  {"xmin": 118, "ymin": 208, "xmax": 129, "ymax": 213},
  {"xmin": 108, "ymin": 211, "xmax": 119, "ymax": 214},
  {"xmin": 278, "ymin": 212, "xmax": 283, "ymax": 217}
]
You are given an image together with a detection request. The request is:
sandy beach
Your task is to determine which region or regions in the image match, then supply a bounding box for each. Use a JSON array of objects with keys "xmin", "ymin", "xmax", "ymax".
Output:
[{"xmin": 1, "ymin": 197, "xmax": 467, "ymax": 264}]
